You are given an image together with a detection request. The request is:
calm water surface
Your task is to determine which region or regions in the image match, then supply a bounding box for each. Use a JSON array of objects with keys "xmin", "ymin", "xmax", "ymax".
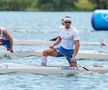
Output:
[{"xmin": 0, "ymin": 11, "xmax": 108, "ymax": 90}]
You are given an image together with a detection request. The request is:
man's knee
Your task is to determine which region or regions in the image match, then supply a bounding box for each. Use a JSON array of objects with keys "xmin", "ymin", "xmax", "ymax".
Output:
[
  {"xmin": 42, "ymin": 49, "xmax": 55, "ymax": 56},
  {"xmin": 42, "ymin": 50, "xmax": 48, "ymax": 56}
]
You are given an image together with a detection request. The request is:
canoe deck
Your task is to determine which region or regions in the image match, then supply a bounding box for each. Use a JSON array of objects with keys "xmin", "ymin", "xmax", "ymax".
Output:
[{"xmin": 0, "ymin": 63, "xmax": 108, "ymax": 75}]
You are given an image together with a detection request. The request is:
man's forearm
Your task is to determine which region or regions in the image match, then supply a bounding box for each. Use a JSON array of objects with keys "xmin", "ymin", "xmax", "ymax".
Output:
[
  {"xmin": 72, "ymin": 40, "xmax": 80, "ymax": 57},
  {"xmin": 53, "ymin": 36, "xmax": 61, "ymax": 46},
  {"xmin": 10, "ymin": 38, "xmax": 13, "ymax": 49}
]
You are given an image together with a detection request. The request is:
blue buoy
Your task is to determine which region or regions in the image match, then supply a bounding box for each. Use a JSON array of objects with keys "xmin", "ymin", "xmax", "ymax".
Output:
[{"xmin": 91, "ymin": 10, "xmax": 108, "ymax": 31}]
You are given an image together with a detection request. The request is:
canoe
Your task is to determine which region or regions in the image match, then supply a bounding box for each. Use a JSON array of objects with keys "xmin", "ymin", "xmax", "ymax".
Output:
[{"xmin": 0, "ymin": 63, "xmax": 107, "ymax": 75}]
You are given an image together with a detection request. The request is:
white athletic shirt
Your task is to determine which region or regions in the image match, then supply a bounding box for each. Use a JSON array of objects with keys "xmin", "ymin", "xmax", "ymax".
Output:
[
  {"xmin": 59, "ymin": 26, "xmax": 79, "ymax": 49},
  {"xmin": 0, "ymin": 27, "xmax": 8, "ymax": 40}
]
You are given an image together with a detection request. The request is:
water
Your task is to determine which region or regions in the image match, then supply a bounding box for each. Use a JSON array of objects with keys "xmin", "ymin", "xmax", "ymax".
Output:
[{"xmin": 0, "ymin": 11, "xmax": 108, "ymax": 90}]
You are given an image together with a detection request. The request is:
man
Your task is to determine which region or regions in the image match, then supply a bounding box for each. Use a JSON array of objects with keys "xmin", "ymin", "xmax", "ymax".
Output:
[
  {"xmin": 0, "ymin": 27, "xmax": 13, "ymax": 53},
  {"xmin": 41, "ymin": 16, "xmax": 80, "ymax": 67}
]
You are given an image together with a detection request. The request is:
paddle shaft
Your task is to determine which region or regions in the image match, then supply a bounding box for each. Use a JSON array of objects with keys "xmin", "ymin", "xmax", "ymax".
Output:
[{"xmin": 77, "ymin": 64, "xmax": 89, "ymax": 71}]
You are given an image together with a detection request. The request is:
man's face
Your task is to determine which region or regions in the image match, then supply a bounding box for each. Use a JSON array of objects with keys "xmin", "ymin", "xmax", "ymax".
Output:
[{"xmin": 64, "ymin": 20, "xmax": 71, "ymax": 29}]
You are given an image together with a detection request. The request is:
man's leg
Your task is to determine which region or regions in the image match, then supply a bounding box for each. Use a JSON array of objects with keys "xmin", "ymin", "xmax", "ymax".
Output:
[
  {"xmin": 41, "ymin": 48, "xmax": 57, "ymax": 66},
  {"xmin": 66, "ymin": 57, "xmax": 77, "ymax": 67},
  {"xmin": 41, "ymin": 56, "xmax": 47, "ymax": 66},
  {"xmin": 3, "ymin": 40, "xmax": 10, "ymax": 50},
  {"xmin": 65, "ymin": 49, "xmax": 77, "ymax": 67}
]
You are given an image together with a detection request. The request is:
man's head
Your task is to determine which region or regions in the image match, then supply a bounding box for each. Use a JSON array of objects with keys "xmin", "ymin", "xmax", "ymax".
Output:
[{"xmin": 64, "ymin": 16, "xmax": 72, "ymax": 29}]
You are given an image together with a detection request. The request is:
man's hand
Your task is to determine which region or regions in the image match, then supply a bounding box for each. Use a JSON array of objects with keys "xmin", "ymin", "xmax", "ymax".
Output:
[
  {"xmin": 70, "ymin": 56, "xmax": 77, "ymax": 67},
  {"xmin": 71, "ymin": 55, "xmax": 75, "ymax": 62},
  {"xmin": 8, "ymin": 48, "xmax": 13, "ymax": 53},
  {"xmin": 49, "ymin": 43, "xmax": 55, "ymax": 48}
]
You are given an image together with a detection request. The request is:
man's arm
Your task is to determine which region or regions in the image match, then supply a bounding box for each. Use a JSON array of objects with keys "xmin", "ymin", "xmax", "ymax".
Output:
[
  {"xmin": 71, "ymin": 40, "xmax": 80, "ymax": 61},
  {"xmin": 50, "ymin": 36, "xmax": 61, "ymax": 48},
  {"xmin": 53, "ymin": 36, "xmax": 61, "ymax": 45}
]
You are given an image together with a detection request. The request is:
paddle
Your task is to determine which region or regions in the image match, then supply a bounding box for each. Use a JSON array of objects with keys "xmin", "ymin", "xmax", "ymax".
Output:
[
  {"xmin": 58, "ymin": 50, "xmax": 90, "ymax": 71},
  {"xmin": 77, "ymin": 64, "xmax": 89, "ymax": 71},
  {"xmin": 49, "ymin": 37, "xmax": 58, "ymax": 41}
]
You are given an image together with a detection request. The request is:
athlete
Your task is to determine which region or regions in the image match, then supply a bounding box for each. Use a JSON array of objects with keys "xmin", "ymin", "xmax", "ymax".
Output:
[
  {"xmin": 0, "ymin": 27, "xmax": 13, "ymax": 53},
  {"xmin": 41, "ymin": 16, "xmax": 80, "ymax": 67}
]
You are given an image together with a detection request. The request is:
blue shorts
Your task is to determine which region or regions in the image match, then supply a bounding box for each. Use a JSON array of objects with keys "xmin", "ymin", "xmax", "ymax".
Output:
[
  {"xmin": 0, "ymin": 39, "xmax": 10, "ymax": 49},
  {"xmin": 55, "ymin": 46, "xmax": 76, "ymax": 65}
]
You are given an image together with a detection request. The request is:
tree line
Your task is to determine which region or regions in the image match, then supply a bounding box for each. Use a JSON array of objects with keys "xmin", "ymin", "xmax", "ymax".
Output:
[{"xmin": 0, "ymin": 0, "xmax": 107, "ymax": 11}]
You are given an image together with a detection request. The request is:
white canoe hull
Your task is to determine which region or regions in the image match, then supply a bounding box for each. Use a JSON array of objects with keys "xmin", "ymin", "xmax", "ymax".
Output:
[
  {"xmin": 77, "ymin": 50, "xmax": 108, "ymax": 60},
  {"xmin": 13, "ymin": 39, "xmax": 53, "ymax": 45},
  {"xmin": 0, "ymin": 63, "xmax": 108, "ymax": 75},
  {"xmin": 1, "ymin": 50, "xmax": 108, "ymax": 60},
  {"xmin": 13, "ymin": 39, "xmax": 108, "ymax": 46}
]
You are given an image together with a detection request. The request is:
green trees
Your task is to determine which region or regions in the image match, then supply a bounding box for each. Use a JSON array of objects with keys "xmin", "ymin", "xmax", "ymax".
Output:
[
  {"xmin": 0, "ymin": 0, "xmax": 107, "ymax": 11},
  {"xmin": 0, "ymin": 0, "xmax": 78, "ymax": 11},
  {"xmin": 36, "ymin": 0, "xmax": 78, "ymax": 11},
  {"xmin": 89, "ymin": 0, "xmax": 108, "ymax": 9},
  {"xmin": 75, "ymin": 0, "xmax": 96, "ymax": 11},
  {"xmin": 0, "ymin": 0, "xmax": 35, "ymax": 11}
]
